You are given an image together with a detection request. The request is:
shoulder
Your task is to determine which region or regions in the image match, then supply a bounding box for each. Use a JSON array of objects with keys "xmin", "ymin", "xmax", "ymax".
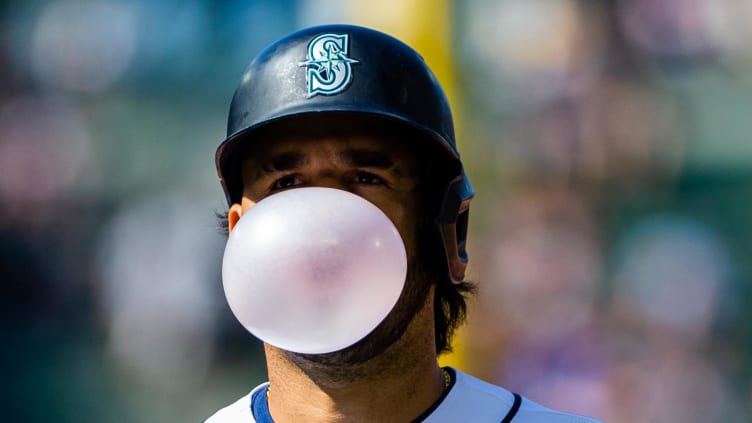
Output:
[
  {"xmin": 430, "ymin": 369, "xmax": 603, "ymax": 423},
  {"xmin": 514, "ymin": 396, "xmax": 603, "ymax": 423},
  {"xmin": 203, "ymin": 383, "xmax": 268, "ymax": 423},
  {"xmin": 203, "ymin": 393, "xmax": 253, "ymax": 423}
]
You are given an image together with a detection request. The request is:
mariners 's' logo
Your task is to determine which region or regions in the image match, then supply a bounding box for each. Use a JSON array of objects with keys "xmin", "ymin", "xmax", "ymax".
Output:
[{"xmin": 299, "ymin": 33, "xmax": 358, "ymax": 97}]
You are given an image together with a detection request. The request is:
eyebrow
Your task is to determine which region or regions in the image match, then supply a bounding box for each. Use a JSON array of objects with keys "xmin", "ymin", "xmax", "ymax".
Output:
[
  {"xmin": 341, "ymin": 149, "xmax": 395, "ymax": 169},
  {"xmin": 258, "ymin": 148, "xmax": 396, "ymax": 173},
  {"xmin": 261, "ymin": 152, "xmax": 308, "ymax": 172}
]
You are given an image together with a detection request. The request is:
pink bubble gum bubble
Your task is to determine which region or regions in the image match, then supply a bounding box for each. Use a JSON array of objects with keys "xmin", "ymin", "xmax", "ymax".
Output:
[{"xmin": 222, "ymin": 187, "xmax": 407, "ymax": 354}]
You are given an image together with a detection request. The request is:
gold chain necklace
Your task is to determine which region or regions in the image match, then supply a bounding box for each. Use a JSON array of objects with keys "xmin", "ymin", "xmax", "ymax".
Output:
[{"xmin": 441, "ymin": 368, "xmax": 451, "ymax": 389}]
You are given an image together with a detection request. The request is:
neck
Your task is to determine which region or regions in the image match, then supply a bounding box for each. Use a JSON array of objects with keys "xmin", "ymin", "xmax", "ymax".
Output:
[{"xmin": 264, "ymin": 295, "xmax": 445, "ymax": 423}]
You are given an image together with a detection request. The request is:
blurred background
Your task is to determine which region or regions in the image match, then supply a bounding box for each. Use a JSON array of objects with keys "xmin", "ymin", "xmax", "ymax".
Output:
[{"xmin": 2, "ymin": 0, "xmax": 752, "ymax": 421}]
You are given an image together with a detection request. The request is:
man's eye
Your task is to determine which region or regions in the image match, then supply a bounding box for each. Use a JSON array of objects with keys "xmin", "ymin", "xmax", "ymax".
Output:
[
  {"xmin": 272, "ymin": 175, "xmax": 301, "ymax": 190},
  {"xmin": 356, "ymin": 172, "xmax": 383, "ymax": 185}
]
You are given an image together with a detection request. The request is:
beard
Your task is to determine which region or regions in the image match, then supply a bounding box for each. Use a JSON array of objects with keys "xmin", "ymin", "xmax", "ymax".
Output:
[{"xmin": 283, "ymin": 253, "xmax": 434, "ymax": 373}]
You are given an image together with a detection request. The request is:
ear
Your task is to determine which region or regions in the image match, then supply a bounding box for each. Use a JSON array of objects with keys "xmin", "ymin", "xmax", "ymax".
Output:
[{"xmin": 228, "ymin": 203, "xmax": 243, "ymax": 233}]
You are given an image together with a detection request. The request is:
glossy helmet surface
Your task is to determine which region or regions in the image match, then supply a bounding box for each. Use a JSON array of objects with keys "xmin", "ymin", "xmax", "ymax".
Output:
[{"xmin": 216, "ymin": 24, "xmax": 473, "ymax": 282}]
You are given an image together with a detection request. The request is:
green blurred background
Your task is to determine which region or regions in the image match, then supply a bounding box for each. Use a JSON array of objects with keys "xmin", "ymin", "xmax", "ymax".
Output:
[{"xmin": 2, "ymin": 1, "xmax": 752, "ymax": 421}]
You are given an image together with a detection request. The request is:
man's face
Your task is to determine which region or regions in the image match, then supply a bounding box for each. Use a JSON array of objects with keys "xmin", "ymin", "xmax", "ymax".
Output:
[
  {"xmin": 229, "ymin": 127, "xmax": 435, "ymax": 366},
  {"xmin": 236, "ymin": 133, "xmax": 420, "ymax": 251}
]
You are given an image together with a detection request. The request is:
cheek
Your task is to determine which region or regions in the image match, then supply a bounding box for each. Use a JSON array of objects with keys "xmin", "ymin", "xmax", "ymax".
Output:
[
  {"xmin": 381, "ymin": 202, "xmax": 420, "ymax": 259},
  {"xmin": 241, "ymin": 197, "xmax": 257, "ymax": 213}
]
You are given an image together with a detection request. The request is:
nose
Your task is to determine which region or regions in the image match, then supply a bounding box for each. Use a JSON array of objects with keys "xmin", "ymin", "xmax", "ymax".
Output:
[{"xmin": 309, "ymin": 173, "xmax": 350, "ymax": 192}]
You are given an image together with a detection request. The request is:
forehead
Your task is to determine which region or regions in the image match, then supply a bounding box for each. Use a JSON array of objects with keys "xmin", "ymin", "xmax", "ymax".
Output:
[
  {"xmin": 249, "ymin": 132, "xmax": 412, "ymax": 159},
  {"xmin": 240, "ymin": 115, "xmax": 420, "ymax": 171}
]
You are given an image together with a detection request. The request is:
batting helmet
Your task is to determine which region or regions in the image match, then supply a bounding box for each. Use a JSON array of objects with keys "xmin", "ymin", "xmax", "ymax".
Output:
[{"xmin": 215, "ymin": 24, "xmax": 474, "ymax": 283}]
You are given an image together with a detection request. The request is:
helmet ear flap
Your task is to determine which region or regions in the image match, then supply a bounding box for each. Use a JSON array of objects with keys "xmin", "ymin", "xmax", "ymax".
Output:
[{"xmin": 437, "ymin": 176, "xmax": 474, "ymax": 283}]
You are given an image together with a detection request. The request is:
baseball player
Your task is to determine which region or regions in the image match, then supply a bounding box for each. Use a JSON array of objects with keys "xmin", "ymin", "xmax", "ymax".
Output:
[{"xmin": 205, "ymin": 24, "xmax": 604, "ymax": 423}]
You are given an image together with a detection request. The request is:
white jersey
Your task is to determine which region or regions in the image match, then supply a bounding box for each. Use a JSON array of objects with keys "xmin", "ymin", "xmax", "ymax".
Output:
[{"xmin": 204, "ymin": 368, "xmax": 603, "ymax": 423}]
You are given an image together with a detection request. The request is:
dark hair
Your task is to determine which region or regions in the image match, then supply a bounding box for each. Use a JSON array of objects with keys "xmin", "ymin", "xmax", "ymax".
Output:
[
  {"xmin": 215, "ymin": 116, "xmax": 474, "ymax": 355},
  {"xmin": 415, "ymin": 208, "xmax": 476, "ymax": 355},
  {"xmin": 411, "ymin": 149, "xmax": 476, "ymax": 356}
]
